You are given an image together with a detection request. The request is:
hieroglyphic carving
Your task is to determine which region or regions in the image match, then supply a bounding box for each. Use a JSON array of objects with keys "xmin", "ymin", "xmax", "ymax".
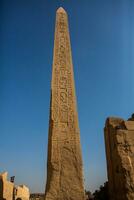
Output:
[
  {"xmin": 51, "ymin": 7, "xmax": 77, "ymax": 158},
  {"xmin": 58, "ymin": 13, "xmax": 68, "ymax": 128},
  {"xmin": 55, "ymin": 12, "xmax": 75, "ymax": 132},
  {"xmin": 45, "ymin": 7, "xmax": 85, "ymax": 200}
]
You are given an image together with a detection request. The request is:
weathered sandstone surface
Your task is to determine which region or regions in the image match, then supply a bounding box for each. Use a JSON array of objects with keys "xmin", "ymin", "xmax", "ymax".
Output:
[
  {"xmin": 44, "ymin": 7, "xmax": 85, "ymax": 200},
  {"xmin": 104, "ymin": 114, "xmax": 134, "ymax": 200}
]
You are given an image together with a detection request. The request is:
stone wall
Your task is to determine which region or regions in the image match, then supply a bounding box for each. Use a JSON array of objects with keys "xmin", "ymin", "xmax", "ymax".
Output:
[
  {"xmin": 0, "ymin": 172, "xmax": 14, "ymax": 200},
  {"xmin": 0, "ymin": 172, "xmax": 29, "ymax": 200},
  {"xmin": 15, "ymin": 185, "xmax": 29, "ymax": 200},
  {"xmin": 104, "ymin": 115, "xmax": 134, "ymax": 200},
  {"xmin": 30, "ymin": 193, "xmax": 44, "ymax": 200}
]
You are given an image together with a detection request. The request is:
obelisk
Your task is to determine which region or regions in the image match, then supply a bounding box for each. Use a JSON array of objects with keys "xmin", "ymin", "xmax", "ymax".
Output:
[{"xmin": 45, "ymin": 7, "xmax": 85, "ymax": 200}]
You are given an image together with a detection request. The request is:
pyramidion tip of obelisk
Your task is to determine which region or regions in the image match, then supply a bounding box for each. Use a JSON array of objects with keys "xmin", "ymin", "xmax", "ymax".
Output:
[{"xmin": 57, "ymin": 7, "xmax": 66, "ymax": 14}]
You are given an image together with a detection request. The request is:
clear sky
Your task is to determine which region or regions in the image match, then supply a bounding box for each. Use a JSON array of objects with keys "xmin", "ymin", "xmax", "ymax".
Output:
[{"xmin": 0, "ymin": 0, "xmax": 134, "ymax": 194}]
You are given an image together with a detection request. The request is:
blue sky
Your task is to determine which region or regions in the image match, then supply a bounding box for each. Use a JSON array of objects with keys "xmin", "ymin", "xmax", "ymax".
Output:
[{"xmin": 0, "ymin": 0, "xmax": 134, "ymax": 193}]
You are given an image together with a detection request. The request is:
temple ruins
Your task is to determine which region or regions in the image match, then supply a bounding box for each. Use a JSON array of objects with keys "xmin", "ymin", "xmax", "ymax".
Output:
[{"xmin": 104, "ymin": 114, "xmax": 134, "ymax": 200}]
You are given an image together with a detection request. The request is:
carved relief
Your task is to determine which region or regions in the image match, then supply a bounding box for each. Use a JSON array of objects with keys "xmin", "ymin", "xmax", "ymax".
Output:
[
  {"xmin": 45, "ymin": 8, "xmax": 85, "ymax": 200},
  {"xmin": 52, "ymin": 10, "xmax": 76, "ymax": 132},
  {"xmin": 60, "ymin": 122, "xmax": 68, "ymax": 132}
]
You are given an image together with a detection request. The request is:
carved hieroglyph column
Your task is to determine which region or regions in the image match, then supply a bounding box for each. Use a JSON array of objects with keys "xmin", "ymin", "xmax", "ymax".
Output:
[{"xmin": 45, "ymin": 7, "xmax": 85, "ymax": 200}]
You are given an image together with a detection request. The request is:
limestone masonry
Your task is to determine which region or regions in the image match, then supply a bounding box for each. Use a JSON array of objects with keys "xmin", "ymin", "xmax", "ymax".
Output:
[
  {"xmin": 44, "ymin": 7, "xmax": 85, "ymax": 200},
  {"xmin": 0, "ymin": 172, "xmax": 14, "ymax": 200},
  {"xmin": 104, "ymin": 114, "xmax": 134, "ymax": 200},
  {"xmin": 0, "ymin": 172, "xmax": 30, "ymax": 200}
]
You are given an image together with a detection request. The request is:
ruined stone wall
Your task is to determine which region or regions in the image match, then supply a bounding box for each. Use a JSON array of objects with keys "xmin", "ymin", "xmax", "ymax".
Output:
[
  {"xmin": 0, "ymin": 172, "xmax": 30, "ymax": 200},
  {"xmin": 104, "ymin": 116, "xmax": 134, "ymax": 200},
  {"xmin": 30, "ymin": 193, "xmax": 44, "ymax": 200},
  {"xmin": 0, "ymin": 172, "xmax": 14, "ymax": 200},
  {"xmin": 15, "ymin": 185, "xmax": 29, "ymax": 200}
]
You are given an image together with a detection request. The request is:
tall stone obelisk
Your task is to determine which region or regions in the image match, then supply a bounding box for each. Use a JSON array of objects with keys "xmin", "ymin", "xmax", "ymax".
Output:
[{"xmin": 45, "ymin": 7, "xmax": 85, "ymax": 200}]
